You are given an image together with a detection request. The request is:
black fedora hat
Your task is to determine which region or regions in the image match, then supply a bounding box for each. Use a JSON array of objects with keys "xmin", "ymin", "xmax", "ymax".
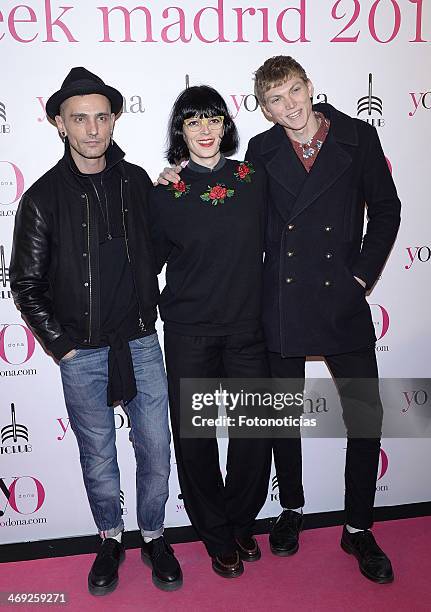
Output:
[{"xmin": 46, "ymin": 67, "xmax": 123, "ymax": 120}]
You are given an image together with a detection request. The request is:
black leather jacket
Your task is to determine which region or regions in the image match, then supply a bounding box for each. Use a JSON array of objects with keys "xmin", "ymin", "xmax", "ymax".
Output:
[{"xmin": 10, "ymin": 142, "xmax": 159, "ymax": 360}]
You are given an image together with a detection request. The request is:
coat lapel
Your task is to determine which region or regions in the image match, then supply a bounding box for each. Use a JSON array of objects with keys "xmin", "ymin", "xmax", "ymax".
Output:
[
  {"xmin": 261, "ymin": 125, "xmax": 307, "ymax": 222},
  {"xmin": 260, "ymin": 104, "xmax": 358, "ymax": 224},
  {"xmin": 287, "ymin": 131, "xmax": 353, "ymax": 223}
]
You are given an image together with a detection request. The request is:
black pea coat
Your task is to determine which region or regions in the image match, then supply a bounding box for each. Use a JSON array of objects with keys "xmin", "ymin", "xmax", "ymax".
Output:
[{"xmin": 246, "ymin": 103, "xmax": 401, "ymax": 357}]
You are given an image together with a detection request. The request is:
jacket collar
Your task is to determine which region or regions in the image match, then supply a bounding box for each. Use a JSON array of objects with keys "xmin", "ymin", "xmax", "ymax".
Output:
[
  {"xmin": 260, "ymin": 104, "xmax": 357, "ymax": 223},
  {"xmin": 314, "ymin": 103, "xmax": 358, "ymax": 146},
  {"xmin": 260, "ymin": 103, "xmax": 358, "ymax": 154},
  {"xmin": 61, "ymin": 139, "xmax": 126, "ymax": 180},
  {"xmin": 187, "ymin": 155, "xmax": 226, "ymax": 174}
]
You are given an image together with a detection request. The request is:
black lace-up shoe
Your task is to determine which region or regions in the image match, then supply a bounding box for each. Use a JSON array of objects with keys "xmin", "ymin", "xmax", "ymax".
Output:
[
  {"xmin": 211, "ymin": 550, "xmax": 244, "ymax": 578},
  {"xmin": 341, "ymin": 526, "xmax": 394, "ymax": 583},
  {"xmin": 88, "ymin": 538, "xmax": 125, "ymax": 596},
  {"xmin": 269, "ymin": 510, "xmax": 303, "ymax": 556},
  {"xmin": 141, "ymin": 536, "xmax": 183, "ymax": 591},
  {"xmin": 235, "ymin": 536, "xmax": 261, "ymax": 562}
]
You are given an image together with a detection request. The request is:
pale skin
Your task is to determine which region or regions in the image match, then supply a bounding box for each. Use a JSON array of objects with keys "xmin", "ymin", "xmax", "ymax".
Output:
[
  {"xmin": 153, "ymin": 116, "xmax": 224, "ymax": 185},
  {"xmin": 55, "ymin": 93, "xmax": 115, "ymax": 175},
  {"xmin": 157, "ymin": 78, "xmax": 365, "ymax": 288},
  {"xmin": 55, "ymin": 93, "xmax": 116, "ymax": 359},
  {"xmin": 183, "ymin": 116, "xmax": 224, "ymax": 169},
  {"xmin": 261, "ymin": 76, "xmax": 319, "ymax": 143}
]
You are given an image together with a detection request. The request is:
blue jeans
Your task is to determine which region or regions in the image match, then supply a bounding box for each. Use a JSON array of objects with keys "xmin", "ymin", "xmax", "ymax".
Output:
[{"xmin": 60, "ymin": 334, "xmax": 170, "ymax": 538}]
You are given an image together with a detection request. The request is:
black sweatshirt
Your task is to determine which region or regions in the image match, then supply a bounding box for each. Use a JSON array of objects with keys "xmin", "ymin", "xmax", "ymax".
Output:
[{"xmin": 149, "ymin": 158, "xmax": 266, "ymax": 336}]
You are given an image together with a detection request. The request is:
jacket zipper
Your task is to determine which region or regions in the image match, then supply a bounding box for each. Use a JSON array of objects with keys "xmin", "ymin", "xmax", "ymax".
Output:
[
  {"xmin": 120, "ymin": 178, "xmax": 146, "ymax": 333},
  {"xmin": 85, "ymin": 194, "xmax": 93, "ymax": 343},
  {"xmin": 89, "ymin": 177, "xmax": 112, "ymax": 240}
]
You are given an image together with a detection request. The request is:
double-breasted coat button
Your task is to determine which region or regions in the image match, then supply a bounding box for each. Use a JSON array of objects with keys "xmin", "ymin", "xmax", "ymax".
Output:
[
  {"xmin": 82, "ymin": 222, "xmax": 87, "ymax": 228},
  {"xmin": 82, "ymin": 252, "xmax": 87, "ymax": 257},
  {"xmin": 324, "ymin": 280, "xmax": 332, "ymax": 287},
  {"xmin": 325, "ymin": 252, "xmax": 333, "ymax": 259},
  {"xmin": 81, "ymin": 194, "xmax": 86, "ymax": 199},
  {"xmin": 286, "ymin": 277, "xmax": 294, "ymax": 284},
  {"xmin": 324, "ymin": 225, "xmax": 332, "ymax": 232},
  {"xmin": 287, "ymin": 224, "xmax": 295, "ymax": 231},
  {"xmin": 287, "ymin": 251, "xmax": 294, "ymax": 257},
  {"xmin": 84, "ymin": 282, "xmax": 89, "ymax": 287}
]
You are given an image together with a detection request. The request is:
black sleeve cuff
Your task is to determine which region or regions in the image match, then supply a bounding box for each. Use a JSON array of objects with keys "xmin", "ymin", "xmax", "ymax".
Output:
[
  {"xmin": 351, "ymin": 264, "xmax": 375, "ymax": 291},
  {"xmin": 47, "ymin": 333, "xmax": 77, "ymax": 361}
]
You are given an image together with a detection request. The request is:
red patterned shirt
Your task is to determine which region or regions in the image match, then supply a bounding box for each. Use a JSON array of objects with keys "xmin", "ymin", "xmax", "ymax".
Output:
[{"xmin": 290, "ymin": 112, "xmax": 330, "ymax": 172}]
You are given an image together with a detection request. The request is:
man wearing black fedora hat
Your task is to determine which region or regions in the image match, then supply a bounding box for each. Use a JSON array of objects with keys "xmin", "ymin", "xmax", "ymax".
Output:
[{"xmin": 10, "ymin": 67, "xmax": 183, "ymax": 595}]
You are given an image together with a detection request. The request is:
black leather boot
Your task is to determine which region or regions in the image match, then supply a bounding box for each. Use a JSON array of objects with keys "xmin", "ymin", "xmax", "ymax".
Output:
[
  {"xmin": 141, "ymin": 536, "xmax": 183, "ymax": 591},
  {"xmin": 88, "ymin": 538, "xmax": 125, "ymax": 596}
]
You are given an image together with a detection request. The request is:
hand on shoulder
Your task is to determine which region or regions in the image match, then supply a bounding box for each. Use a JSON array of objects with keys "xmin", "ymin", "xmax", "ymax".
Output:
[{"xmin": 154, "ymin": 166, "xmax": 182, "ymax": 186}]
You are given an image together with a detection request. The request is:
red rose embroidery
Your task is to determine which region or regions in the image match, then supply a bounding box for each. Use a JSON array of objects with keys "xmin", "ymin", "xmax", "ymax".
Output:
[
  {"xmin": 168, "ymin": 179, "xmax": 191, "ymax": 198},
  {"xmin": 234, "ymin": 161, "xmax": 255, "ymax": 183},
  {"xmin": 209, "ymin": 185, "xmax": 227, "ymax": 200},
  {"xmin": 237, "ymin": 163, "xmax": 250, "ymax": 179},
  {"xmin": 200, "ymin": 183, "xmax": 234, "ymax": 205},
  {"xmin": 174, "ymin": 180, "xmax": 186, "ymax": 193}
]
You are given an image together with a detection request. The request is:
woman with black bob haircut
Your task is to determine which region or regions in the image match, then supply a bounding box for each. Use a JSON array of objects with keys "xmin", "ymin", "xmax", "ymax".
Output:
[
  {"xmin": 149, "ymin": 85, "xmax": 271, "ymax": 579},
  {"xmin": 166, "ymin": 85, "xmax": 239, "ymax": 165}
]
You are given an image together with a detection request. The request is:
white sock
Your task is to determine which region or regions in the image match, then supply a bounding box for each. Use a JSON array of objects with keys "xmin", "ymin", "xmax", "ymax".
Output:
[
  {"xmin": 143, "ymin": 536, "xmax": 153, "ymax": 543},
  {"xmin": 104, "ymin": 531, "xmax": 122, "ymax": 543},
  {"xmin": 346, "ymin": 524, "xmax": 366, "ymax": 534},
  {"xmin": 283, "ymin": 507, "xmax": 303, "ymax": 514}
]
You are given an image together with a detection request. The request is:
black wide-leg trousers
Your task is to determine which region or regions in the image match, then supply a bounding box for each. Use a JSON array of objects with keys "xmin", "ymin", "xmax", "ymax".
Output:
[
  {"xmin": 269, "ymin": 346, "xmax": 383, "ymax": 529},
  {"xmin": 164, "ymin": 329, "xmax": 272, "ymax": 556}
]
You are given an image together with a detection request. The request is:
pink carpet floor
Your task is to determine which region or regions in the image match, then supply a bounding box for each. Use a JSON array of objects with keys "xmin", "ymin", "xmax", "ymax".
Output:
[{"xmin": 1, "ymin": 517, "xmax": 430, "ymax": 611}]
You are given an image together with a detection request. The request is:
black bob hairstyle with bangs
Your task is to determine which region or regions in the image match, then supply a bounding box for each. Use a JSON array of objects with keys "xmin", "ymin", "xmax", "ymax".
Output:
[{"xmin": 166, "ymin": 85, "xmax": 239, "ymax": 165}]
